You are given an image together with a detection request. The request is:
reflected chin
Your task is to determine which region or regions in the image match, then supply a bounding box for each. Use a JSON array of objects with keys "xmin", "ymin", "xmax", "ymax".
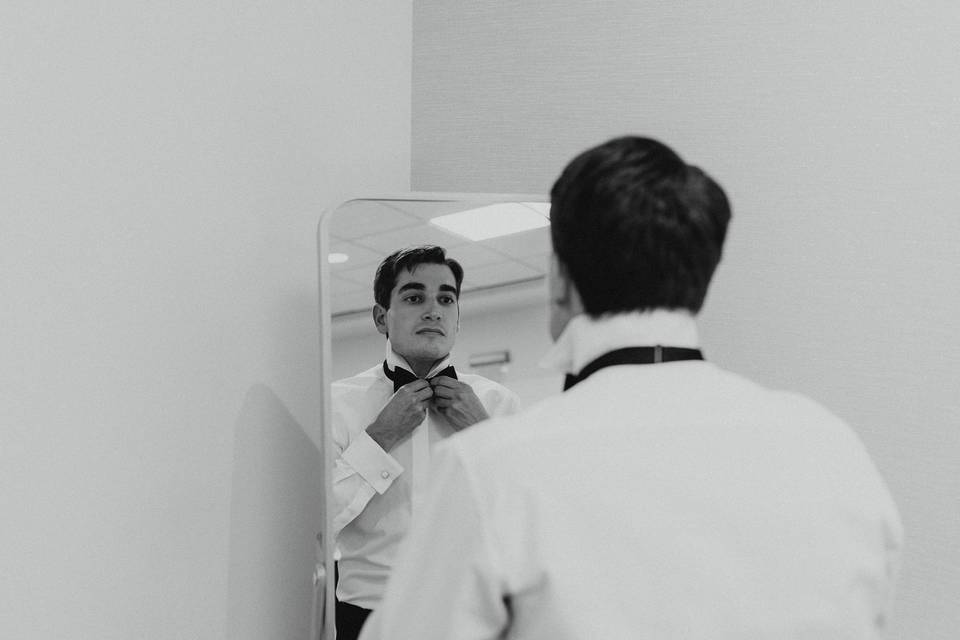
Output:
[{"xmin": 409, "ymin": 339, "xmax": 451, "ymax": 359}]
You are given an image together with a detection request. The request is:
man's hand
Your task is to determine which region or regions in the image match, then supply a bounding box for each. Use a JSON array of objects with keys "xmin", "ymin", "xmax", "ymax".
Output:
[
  {"xmin": 429, "ymin": 376, "xmax": 490, "ymax": 432},
  {"xmin": 367, "ymin": 380, "xmax": 434, "ymax": 452}
]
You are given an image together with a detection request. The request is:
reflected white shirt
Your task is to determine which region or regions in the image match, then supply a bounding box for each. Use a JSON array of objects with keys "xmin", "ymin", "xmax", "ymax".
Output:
[
  {"xmin": 332, "ymin": 342, "xmax": 520, "ymax": 609},
  {"xmin": 361, "ymin": 311, "xmax": 904, "ymax": 640}
]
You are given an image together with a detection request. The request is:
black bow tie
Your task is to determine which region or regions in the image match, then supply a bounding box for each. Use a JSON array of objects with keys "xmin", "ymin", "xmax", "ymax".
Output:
[
  {"xmin": 382, "ymin": 361, "xmax": 458, "ymax": 392},
  {"xmin": 563, "ymin": 346, "xmax": 704, "ymax": 391}
]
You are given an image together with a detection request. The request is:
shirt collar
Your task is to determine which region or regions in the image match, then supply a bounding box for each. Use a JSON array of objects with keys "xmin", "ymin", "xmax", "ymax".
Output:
[
  {"xmin": 539, "ymin": 310, "xmax": 701, "ymax": 376},
  {"xmin": 384, "ymin": 339, "xmax": 453, "ymax": 379}
]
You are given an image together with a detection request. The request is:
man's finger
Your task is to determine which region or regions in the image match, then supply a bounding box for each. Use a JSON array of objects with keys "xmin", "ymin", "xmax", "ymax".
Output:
[
  {"xmin": 431, "ymin": 385, "xmax": 456, "ymax": 399},
  {"xmin": 411, "ymin": 385, "xmax": 435, "ymax": 401},
  {"xmin": 401, "ymin": 379, "xmax": 432, "ymax": 392},
  {"xmin": 429, "ymin": 376, "xmax": 460, "ymax": 390}
]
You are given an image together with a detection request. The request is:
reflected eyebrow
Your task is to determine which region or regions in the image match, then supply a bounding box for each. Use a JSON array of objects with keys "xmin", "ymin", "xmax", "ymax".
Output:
[
  {"xmin": 397, "ymin": 283, "xmax": 425, "ymax": 294},
  {"xmin": 396, "ymin": 282, "xmax": 457, "ymax": 296}
]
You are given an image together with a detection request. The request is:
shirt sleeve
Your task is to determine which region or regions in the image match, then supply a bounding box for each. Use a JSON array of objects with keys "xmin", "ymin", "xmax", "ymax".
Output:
[
  {"xmin": 495, "ymin": 387, "xmax": 522, "ymax": 417},
  {"xmin": 479, "ymin": 381, "xmax": 522, "ymax": 419},
  {"xmin": 358, "ymin": 439, "xmax": 509, "ymax": 640},
  {"xmin": 331, "ymin": 391, "xmax": 405, "ymax": 539}
]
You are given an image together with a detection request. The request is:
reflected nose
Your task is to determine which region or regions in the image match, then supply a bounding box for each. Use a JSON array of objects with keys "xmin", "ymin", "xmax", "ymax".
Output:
[{"xmin": 422, "ymin": 301, "xmax": 443, "ymax": 321}]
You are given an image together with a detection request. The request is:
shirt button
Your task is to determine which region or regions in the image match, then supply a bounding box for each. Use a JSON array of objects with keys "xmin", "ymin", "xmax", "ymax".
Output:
[{"xmin": 381, "ymin": 471, "xmax": 390, "ymax": 479}]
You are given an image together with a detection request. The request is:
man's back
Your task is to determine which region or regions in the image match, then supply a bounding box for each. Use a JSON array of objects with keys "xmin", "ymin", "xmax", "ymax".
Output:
[
  {"xmin": 358, "ymin": 136, "xmax": 902, "ymax": 640},
  {"xmin": 373, "ymin": 360, "xmax": 902, "ymax": 639}
]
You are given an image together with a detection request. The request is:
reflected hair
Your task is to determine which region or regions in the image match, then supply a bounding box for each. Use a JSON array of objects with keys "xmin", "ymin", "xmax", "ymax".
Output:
[
  {"xmin": 550, "ymin": 136, "xmax": 731, "ymax": 315},
  {"xmin": 373, "ymin": 245, "xmax": 464, "ymax": 308}
]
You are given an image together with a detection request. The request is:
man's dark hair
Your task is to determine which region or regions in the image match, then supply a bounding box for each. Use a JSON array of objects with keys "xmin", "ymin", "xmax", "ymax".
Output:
[
  {"xmin": 373, "ymin": 245, "xmax": 464, "ymax": 308},
  {"xmin": 550, "ymin": 136, "xmax": 731, "ymax": 315}
]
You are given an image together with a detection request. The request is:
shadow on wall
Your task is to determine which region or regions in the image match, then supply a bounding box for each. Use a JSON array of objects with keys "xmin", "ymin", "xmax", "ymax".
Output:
[{"xmin": 226, "ymin": 384, "xmax": 323, "ymax": 640}]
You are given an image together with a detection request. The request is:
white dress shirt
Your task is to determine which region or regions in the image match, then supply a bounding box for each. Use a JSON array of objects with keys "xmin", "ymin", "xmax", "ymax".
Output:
[
  {"xmin": 361, "ymin": 311, "xmax": 904, "ymax": 639},
  {"xmin": 332, "ymin": 343, "xmax": 521, "ymax": 609}
]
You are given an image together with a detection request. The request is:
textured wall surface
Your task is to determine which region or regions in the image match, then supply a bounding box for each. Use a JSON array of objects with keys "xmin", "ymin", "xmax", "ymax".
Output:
[
  {"xmin": 0, "ymin": 2, "xmax": 411, "ymax": 637},
  {"xmin": 412, "ymin": 3, "xmax": 960, "ymax": 638}
]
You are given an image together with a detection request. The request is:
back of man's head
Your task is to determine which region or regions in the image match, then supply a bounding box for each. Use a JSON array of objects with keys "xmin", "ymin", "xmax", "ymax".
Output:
[
  {"xmin": 550, "ymin": 136, "xmax": 731, "ymax": 315},
  {"xmin": 373, "ymin": 245, "xmax": 464, "ymax": 309}
]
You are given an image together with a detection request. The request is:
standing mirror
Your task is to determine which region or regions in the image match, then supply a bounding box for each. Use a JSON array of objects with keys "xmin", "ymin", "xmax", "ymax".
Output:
[{"xmin": 314, "ymin": 194, "xmax": 557, "ymax": 639}]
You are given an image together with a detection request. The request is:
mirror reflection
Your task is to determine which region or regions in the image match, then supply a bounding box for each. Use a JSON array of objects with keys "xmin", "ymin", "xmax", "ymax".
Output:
[
  {"xmin": 327, "ymin": 198, "xmax": 550, "ymax": 316},
  {"xmin": 317, "ymin": 195, "xmax": 559, "ymax": 639}
]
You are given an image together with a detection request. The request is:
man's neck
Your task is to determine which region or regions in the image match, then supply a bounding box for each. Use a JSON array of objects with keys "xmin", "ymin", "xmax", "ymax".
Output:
[
  {"xmin": 407, "ymin": 359, "xmax": 443, "ymax": 378},
  {"xmin": 540, "ymin": 310, "xmax": 700, "ymax": 375}
]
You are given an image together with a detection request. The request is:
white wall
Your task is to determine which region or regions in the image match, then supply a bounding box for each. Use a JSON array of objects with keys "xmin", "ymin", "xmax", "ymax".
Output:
[
  {"xmin": 0, "ymin": 2, "xmax": 411, "ymax": 638},
  {"xmin": 411, "ymin": 3, "xmax": 960, "ymax": 638}
]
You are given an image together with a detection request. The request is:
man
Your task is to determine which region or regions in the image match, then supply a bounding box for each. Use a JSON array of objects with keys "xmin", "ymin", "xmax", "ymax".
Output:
[
  {"xmin": 331, "ymin": 245, "xmax": 520, "ymax": 640},
  {"xmin": 360, "ymin": 137, "xmax": 903, "ymax": 639}
]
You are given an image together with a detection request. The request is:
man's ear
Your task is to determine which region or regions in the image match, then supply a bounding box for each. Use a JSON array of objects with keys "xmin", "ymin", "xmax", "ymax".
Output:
[
  {"xmin": 566, "ymin": 270, "xmax": 584, "ymax": 315},
  {"xmin": 549, "ymin": 254, "xmax": 583, "ymax": 340},
  {"xmin": 372, "ymin": 304, "xmax": 389, "ymax": 336},
  {"xmin": 550, "ymin": 255, "xmax": 583, "ymax": 313}
]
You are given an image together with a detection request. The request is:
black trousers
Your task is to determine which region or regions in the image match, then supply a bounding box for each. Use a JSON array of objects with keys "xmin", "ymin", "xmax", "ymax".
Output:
[
  {"xmin": 334, "ymin": 562, "xmax": 372, "ymax": 640},
  {"xmin": 335, "ymin": 599, "xmax": 372, "ymax": 640}
]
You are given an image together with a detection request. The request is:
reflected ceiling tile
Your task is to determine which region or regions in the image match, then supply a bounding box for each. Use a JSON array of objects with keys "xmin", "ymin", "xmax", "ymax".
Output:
[
  {"xmin": 336, "ymin": 262, "xmax": 379, "ymax": 287},
  {"xmin": 517, "ymin": 252, "xmax": 550, "ymax": 273},
  {"xmin": 355, "ymin": 224, "xmax": 469, "ymax": 254},
  {"xmin": 429, "ymin": 203, "xmax": 549, "ymax": 241},
  {"xmin": 394, "ymin": 200, "xmax": 478, "ymax": 220},
  {"xmin": 328, "ymin": 240, "xmax": 385, "ymax": 269},
  {"xmin": 446, "ymin": 242, "xmax": 511, "ymax": 269},
  {"xmin": 462, "ymin": 260, "xmax": 544, "ymax": 289},
  {"xmin": 480, "ymin": 227, "xmax": 552, "ymax": 258},
  {"xmin": 331, "ymin": 275, "xmax": 367, "ymax": 297},
  {"xmin": 332, "ymin": 290, "xmax": 375, "ymax": 316},
  {"xmin": 330, "ymin": 200, "xmax": 420, "ymax": 240}
]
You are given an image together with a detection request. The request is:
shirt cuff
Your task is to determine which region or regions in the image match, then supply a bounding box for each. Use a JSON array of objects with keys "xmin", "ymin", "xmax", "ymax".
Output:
[{"xmin": 340, "ymin": 430, "xmax": 404, "ymax": 494}]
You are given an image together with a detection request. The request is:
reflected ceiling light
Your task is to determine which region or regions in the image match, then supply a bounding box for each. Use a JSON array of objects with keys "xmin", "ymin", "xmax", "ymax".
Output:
[
  {"xmin": 429, "ymin": 202, "xmax": 550, "ymax": 241},
  {"xmin": 328, "ymin": 252, "xmax": 349, "ymax": 264}
]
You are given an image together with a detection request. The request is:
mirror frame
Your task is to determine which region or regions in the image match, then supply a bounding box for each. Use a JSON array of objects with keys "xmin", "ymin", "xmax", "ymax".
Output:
[{"xmin": 314, "ymin": 192, "xmax": 547, "ymax": 639}]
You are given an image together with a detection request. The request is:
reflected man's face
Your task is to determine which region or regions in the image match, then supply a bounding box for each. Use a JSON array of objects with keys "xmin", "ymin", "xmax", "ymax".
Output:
[{"xmin": 374, "ymin": 263, "xmax": 459, "ymax": 372}]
